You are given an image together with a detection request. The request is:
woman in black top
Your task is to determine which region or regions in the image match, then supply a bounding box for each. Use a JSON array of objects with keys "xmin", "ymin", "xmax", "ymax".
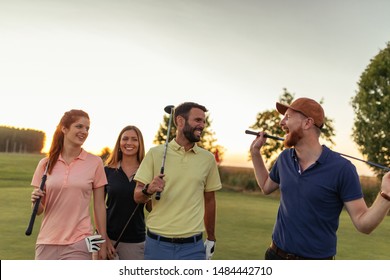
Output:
[{"xmin": 104, "ymin": 125, "xmax": 150, "ymax": 259}]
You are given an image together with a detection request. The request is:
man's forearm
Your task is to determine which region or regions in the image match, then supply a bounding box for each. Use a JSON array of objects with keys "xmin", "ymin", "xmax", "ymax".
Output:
[{"xmin": 204, "ymin": 191, "xmax": 216, "ymax": 240}]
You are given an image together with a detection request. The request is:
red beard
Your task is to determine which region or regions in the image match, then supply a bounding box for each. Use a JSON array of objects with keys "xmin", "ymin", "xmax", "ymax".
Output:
[{"xmin": 284, "ymin": 127, "xmax": 304, "ymax": 148}]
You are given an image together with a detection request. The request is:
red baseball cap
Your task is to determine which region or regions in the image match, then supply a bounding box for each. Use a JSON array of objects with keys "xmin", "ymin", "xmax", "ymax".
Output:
[{"xmin": 276, "ymin": 98, "xmax": 324, "ymax": 129}]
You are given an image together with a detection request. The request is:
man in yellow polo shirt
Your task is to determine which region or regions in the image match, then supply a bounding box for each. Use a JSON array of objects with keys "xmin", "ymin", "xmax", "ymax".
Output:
[{"xmin": 134, "ymin": 102, "xmax": 222, "ymax": 260}]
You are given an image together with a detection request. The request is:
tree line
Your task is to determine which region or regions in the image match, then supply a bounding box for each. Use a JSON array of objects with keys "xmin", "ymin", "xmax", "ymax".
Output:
[{"xmin": 0, "ymin": 126, "xmax": 45, "ymax": 153}]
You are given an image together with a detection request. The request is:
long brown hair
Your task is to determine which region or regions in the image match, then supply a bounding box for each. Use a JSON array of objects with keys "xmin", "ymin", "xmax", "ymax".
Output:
[
  {"xmin": 47, "ymin": 110, "xmax": 89, "ymax": 174},
  {"xmin": 105, "ymin": 125, "xmax": 145, "ymax": 168}
]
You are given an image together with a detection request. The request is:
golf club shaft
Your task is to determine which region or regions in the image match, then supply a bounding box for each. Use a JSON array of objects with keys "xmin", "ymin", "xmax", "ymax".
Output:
[
  {"xmin": 156, "ymin": 106, "xmax": 174, "ymax": 200},
  {"xmin": 245, "ymin": 130, "xmax": 285, "ymax": 141},
  {"xmin": 338, "ymin": 153, "xmax": 390, "ymax": 172},
  {"xmin": 25, "ymin": 163, "xmax": 49, "ymax": 236},
  {"xmin": 114, "ymin": 204, "xmax": 140, "ymax": 249},
  {"xmin": 245, "ymin": 130, "xmax": 390, "ymax": 171}
]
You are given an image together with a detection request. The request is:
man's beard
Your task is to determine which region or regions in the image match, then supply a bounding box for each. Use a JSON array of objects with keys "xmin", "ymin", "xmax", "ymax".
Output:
[
  {"xmin": 284, "ymin": 127, "xmax": 303, "ymax": 148},
  {"xmin": 183, "ymin": 122, "xmax": 201, "ymax": 143}
]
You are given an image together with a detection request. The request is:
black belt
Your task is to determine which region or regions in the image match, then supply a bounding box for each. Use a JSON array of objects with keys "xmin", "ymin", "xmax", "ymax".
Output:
[
  {"xmin": 147, "ymin": 230, "xmax": 202, "ymax": 244},
  {"xmin": 270, "ymin": 241, "xmax": 334, "ymax": 260}
]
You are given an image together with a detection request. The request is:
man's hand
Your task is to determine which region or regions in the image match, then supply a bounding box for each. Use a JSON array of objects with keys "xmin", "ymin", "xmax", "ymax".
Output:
[
  {"xmin": 85, "ymin": 234, "xmax": 106, "ymax": 253},
  {"xmin": 204, "ymin": 239, "xmax": 216, "ymax": 260},
  {"xmin": 250, "ymin": 131, "xmax": 267, "ymax": 154}
]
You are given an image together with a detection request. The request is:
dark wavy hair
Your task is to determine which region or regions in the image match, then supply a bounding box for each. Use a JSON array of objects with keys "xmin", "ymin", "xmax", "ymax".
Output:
[{"xmin": 173, "ymin": 102, "xmax": 207, "ymax": 125}]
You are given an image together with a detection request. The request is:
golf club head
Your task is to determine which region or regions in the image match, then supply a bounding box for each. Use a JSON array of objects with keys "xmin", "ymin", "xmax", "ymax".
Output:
[{"xmin": 164, "ymin": 105, "xmax": 174, "ymax": 114}]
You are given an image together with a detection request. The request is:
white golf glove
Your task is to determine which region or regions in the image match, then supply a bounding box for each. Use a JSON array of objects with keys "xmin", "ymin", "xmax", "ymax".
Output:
[
  {"xmin": 85, "ymin": 234, "xmax": 106, "ymax": 252},
  {"xmin": 204, "ymin": 239, "xmax": 216, "ymax": 260}
]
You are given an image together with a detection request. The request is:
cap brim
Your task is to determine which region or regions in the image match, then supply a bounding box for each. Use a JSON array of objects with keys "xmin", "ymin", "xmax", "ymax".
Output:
[{"xmin": 276, "ymin": 102, "xmax": 290, "ymax": 115}]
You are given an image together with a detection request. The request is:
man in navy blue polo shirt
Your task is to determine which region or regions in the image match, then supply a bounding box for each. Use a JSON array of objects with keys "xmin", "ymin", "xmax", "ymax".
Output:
[{"xmin": 250, "ymin": 97, "xmax": 390, "ymax": 260}]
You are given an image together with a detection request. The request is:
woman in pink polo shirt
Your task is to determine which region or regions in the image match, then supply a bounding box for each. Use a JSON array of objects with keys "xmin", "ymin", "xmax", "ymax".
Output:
[{"xmin": 30, "ymin": 109, "xmax": 108, "ymax": 260}]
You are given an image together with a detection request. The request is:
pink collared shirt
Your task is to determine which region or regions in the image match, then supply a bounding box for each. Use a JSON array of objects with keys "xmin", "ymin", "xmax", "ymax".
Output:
[{"xmin": 31, "ymin": 150, "xmax": 107, "ymax": 245}]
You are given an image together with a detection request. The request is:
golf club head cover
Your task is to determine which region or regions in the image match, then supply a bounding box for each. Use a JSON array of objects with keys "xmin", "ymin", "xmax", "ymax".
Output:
[
  {"xmin": 85, "ymin": 234, "xmax": 106, "ymax": 252},
  {"xmin": 204, "ymin": 239, "xmax": 215, "ymax": 260}
]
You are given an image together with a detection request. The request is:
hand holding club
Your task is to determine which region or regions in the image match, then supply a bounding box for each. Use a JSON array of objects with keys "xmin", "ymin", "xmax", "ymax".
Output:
[
  {"xmin": 245, "ymin": 129, "xmax": 390, "ymax": 172},
  {"xmin": 25, "ymin": 162, "xmax": 49, "ymax": 236}
]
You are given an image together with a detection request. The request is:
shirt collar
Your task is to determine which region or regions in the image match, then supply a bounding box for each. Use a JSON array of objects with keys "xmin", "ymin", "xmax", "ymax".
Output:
[
  {"xmin": 317, "ymin": 145, "xmax": 330, "ymax": 164},
  {"xmin": 58, "ymin": 148, "xmax": 87, "ymax": 162},
  {"xmin": 290, "ymin": 145, "xmax": 329, "ymax": 165},
  {"xmin": 169, "ymin": 139, "xmax": 199, "ymax": 154}
]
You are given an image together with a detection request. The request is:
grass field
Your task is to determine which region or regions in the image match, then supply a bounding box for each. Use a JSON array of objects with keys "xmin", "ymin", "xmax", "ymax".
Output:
[{"xmin": 0, "ymin": 152, "xmax": 389, "ymax": 260}]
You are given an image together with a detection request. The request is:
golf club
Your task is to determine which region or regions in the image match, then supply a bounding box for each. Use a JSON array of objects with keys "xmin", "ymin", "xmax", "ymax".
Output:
[
  {"xmin": 337, "ymin": 153, "xmax": 390, "ymax": 172},
  {"xmin": 245, "ymin": 129, "xmax": 390, "ymax": 172},
  {"xmin": 245, "ymin": 129, "xmax": 285, "ymax": 141},
  {"xmin": 156, "ymin": 105, "xmax": 175, "ymax": 200},
  {"xmin": 25, "ymin": 162, "xmax": 49, "ymax": 236},
  {"xmin": 113, "ymin": 204, "xmax": 140, "ymax": 249}
]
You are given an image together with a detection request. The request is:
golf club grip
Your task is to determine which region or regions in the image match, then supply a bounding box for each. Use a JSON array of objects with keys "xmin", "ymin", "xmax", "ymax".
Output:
[
  {"xmin": 25, "ymin": 197, "xmax": 42, "ymax": 236},
  {"xmin": 245, "ymin": 130, "xmax": 285, "ymax": 141},
  {"xmin": 155, "ymin": 166, "xmax": 164, "ymax": 200},
  {"xmin": 25, "ymin": 173, "xmax": 47, "ymax": 236},
  {"xmin": 245, "ymin": 130, "xmax": 259, "ymax": 136}
]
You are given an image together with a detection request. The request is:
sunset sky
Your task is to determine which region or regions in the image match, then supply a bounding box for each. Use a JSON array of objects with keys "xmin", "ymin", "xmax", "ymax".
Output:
[{"xmin": 1, "ymin": 0, "xmax": 390, "ymax": 176}]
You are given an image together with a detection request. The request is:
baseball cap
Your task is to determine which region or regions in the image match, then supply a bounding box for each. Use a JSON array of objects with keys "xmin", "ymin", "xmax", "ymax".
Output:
[{"xmin": 276, "ymin": 98, "xmax": 324, "ymax": 129}]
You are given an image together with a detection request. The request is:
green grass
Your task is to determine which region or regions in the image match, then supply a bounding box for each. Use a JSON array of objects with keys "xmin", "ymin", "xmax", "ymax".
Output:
[
  {"xmin": 214, "ymin": 191, "xmax": 390, "ymax": 260},
  {"xmin": 1, "ymin": 153, "xmax": 389, "ymax": 260},
  {"xmin": 0, "ymin": 153, "xmax": 45, "ymax": 260}
]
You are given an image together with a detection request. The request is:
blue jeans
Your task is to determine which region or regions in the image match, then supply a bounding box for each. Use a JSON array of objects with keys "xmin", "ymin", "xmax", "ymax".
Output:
[{"xmin": 144, "ymin": 235, "xmax": 205, "ymax": 260}]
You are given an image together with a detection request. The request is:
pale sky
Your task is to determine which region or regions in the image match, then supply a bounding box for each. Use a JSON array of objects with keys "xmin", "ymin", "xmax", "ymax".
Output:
[{"xmin": 1, "ymin": 0, "xmax": 389, "ymax": 176}]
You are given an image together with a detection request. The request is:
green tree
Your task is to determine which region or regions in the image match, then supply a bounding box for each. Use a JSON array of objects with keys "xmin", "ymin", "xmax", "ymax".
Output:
[
  {"xmin": 0, "ymin": 126, "xmax": 45, "ymax": 153},
  {"xmin": 153, "ymin": 112, "xmax": 225, "ymax": 164},
  {"xmin": 351, "ymin": 42, "xmax": 390, "ymax": 177},
  {"xmin": 249, "ymin": 88, "xmax": 336, "ymax": 166}
]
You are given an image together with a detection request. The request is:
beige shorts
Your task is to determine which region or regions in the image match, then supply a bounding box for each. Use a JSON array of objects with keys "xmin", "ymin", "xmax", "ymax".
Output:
[
  {"xmin": 114, "ymin": 240, "xmax": 145, "ymax": 260},
  {"xmin": 35, "ymin": 239, "xmax": 91, "ymax": 260}
]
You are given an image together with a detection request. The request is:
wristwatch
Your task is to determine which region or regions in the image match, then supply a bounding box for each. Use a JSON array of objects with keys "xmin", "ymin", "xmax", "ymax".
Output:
[{"xmin": 142, "ymin": 184, "xmax": 152, "ymax": 197}]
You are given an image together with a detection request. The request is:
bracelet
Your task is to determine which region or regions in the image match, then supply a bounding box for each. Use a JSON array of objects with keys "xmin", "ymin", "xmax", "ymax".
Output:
[
  {"xmin": 142, "ymin": 184, "xmax": 152, "ymax": 197},
  {"xmin": 380, "ymin": 191, "xmax": 390, "ymax": 202}
]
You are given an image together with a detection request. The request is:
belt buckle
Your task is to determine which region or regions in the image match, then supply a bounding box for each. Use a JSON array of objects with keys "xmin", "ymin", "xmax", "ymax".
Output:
[{"xmin": 172, "ymin": 238, "xmax": 184, "ymax": 243}]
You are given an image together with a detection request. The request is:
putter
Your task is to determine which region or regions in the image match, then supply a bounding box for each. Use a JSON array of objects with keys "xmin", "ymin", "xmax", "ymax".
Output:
[
  {"xmin": 156, "ymin": 105, "xmax": 175, "ymax": 200},
  {"xmin": 25, "ymin": 161, "xmax": 49, "ymax": 236},
  {"xmin": 245, "ymin": 130, "xmax": 390, "ymax": 171}
]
